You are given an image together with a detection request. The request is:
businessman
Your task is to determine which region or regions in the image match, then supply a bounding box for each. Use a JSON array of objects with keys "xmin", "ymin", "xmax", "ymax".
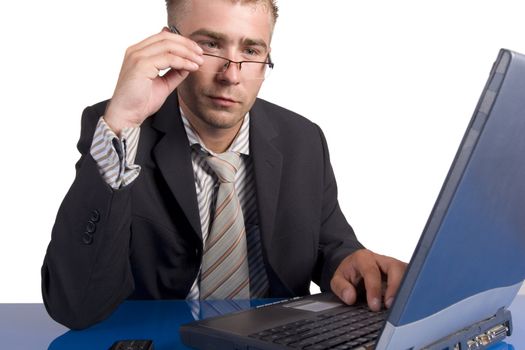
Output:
[{"xmin": 42, "ymin": 0, "xmax": 406, "ymax": 329}]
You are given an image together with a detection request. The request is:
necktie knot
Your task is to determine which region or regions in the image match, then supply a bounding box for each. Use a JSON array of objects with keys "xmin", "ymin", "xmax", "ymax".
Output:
[{"xmin": 205, "ymin": 152, "xmax": 241, "ymax": 184}]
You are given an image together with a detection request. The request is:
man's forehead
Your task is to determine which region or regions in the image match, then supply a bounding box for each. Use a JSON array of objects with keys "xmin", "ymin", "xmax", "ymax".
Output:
[{"xmin": 179, "ymin": 0, "xmax": 273, "ymax": 44}]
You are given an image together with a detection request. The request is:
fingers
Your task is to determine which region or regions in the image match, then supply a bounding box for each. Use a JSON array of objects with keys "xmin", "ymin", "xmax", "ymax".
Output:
[
  {"xmin": 124, "ymin": 31, "xmax": 204, "ymax": 76},
  {"xmin": 355, "ymin": 251, "xmax": 383, "ymax": 312},
  {"xmin": 330, "ymin": 270, "xmax": 358, "ymax": 306},
  {"xmin": 362, "ymin": 271, "xmax": 383, "ymax": 311},
  {"xmin": 160, "ymin": 68, "xmax": 190, "ymax": 93},
  {"xmin": 128, "ymin": 29, "xmax": 203, "ymax": 57},
  {"xmin": 130, "ymin": 38, "xmax": 204, "ymax": 68},
  {"xmin": 330, "ymin": 249, "xmax": 371, "ymax": 306},
  {"xmin": 330, "ymin": 249, "xmax": 407, "ymax": 312},
  {"xmin": 137, "ymin": 53, "xmax": 200, "ymax": 80},
  {"xmin": 378, "ymin": 255, "xmax": 407, "ymax": 309}
]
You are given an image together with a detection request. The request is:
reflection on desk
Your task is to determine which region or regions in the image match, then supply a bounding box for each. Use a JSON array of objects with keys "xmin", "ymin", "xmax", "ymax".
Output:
[
  {"xmin": 1, "ymin": 296, "xmax": 523, "ymax": 349},
  {"xmin": 49, "ymin": 299, "xmax": 270, "ymax": 350}
]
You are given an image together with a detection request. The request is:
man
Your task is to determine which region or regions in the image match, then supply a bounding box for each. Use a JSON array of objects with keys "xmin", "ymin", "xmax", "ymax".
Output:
[{"xmin": 42, "ymin": 0, "xmax": 406, "ymax": 330}]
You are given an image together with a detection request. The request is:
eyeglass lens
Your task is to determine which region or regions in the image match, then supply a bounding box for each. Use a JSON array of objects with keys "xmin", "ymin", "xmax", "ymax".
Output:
[{"xmin": 199, "ymin": 54, "xmax": 272, "ymax": 80}]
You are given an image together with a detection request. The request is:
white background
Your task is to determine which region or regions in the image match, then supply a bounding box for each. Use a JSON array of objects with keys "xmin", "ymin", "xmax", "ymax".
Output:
[{"xmin": 1, "ymin": 0, "xmax": 525, "ymax": 302}]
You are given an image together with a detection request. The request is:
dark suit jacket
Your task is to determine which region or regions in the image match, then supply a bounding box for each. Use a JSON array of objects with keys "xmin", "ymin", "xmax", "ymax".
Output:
[{"xmin": 41, "ymin": 92, "xmax": 364, "ymax": 329}]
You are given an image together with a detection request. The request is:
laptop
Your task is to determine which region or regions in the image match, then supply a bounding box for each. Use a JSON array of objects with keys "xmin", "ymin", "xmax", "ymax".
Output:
[{"xmin": 179, "ymin": 48, "xmax": 525, "ymax": 350}]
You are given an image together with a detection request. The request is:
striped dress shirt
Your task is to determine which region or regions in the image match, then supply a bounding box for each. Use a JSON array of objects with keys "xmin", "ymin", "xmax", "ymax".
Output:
[{"xmin": 89, "ymin": 112, "xmax": 269, "ymax": 300}]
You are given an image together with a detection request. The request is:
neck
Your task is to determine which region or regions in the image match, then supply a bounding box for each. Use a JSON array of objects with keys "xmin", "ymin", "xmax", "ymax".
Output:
[{"xmin": 179, "ymin": 100, "xmax": 243, "ymax": 154}]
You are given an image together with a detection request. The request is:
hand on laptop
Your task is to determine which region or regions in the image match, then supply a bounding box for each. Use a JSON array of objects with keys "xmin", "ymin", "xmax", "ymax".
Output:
[{"xmin": 330, "ymin": 249, "xmax": 407, "ymax": 312}]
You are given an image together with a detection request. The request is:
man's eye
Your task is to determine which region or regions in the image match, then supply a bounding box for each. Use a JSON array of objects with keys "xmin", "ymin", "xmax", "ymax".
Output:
[
  {"xmin": 201, "ymin": 41, "xmax": 219, "ymax": 50},
  {"xmin": 245, "ymin": 48, "xmax": 258, "ymax": 56}
]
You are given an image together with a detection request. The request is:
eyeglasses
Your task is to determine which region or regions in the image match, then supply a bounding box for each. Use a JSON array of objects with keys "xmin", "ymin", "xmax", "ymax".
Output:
[
  {"xmin": 198, "ymin": 53, "xmax": 274, "ymax": 80},
  {"xmin": 169, "ymin": 25, "xmax": 274, "ymax": 80}
]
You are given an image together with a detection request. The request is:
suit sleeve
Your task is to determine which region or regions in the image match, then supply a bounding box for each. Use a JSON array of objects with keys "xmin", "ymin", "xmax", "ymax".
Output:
[
  {"xmin": 41, "ymin": 104, "xmax": 136, "ymax": 329},
  {"xmin": 312, "ymin": 125, "xmax": 366, "ymax": 291}
]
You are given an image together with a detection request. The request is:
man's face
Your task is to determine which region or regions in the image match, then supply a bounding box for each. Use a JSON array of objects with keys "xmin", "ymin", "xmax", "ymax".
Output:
[{"xmin": 176, "ymin": 0, "xmax": 273, "ymax": 130}]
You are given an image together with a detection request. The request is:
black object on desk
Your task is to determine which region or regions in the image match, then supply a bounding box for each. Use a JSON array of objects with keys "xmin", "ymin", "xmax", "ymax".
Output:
[{"xmin": 109, "ymin": 339, "xmax": 153, "ymax": 350}]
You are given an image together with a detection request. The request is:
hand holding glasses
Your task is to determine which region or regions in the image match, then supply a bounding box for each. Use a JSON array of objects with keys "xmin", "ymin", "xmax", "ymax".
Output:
[
  {"xmin": 103, "ymin": 29, "xmax": 204, "ymax": 135},
  {"xmin": 169, "ymin": 25, "xmax": 274, "ymax": 80}
]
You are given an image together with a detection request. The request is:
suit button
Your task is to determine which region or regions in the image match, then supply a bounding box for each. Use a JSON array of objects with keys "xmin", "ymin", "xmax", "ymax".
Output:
[
  {"xmin": 82, "ymin": 232, "xmax": 94, "ymax": 245},
  {"xmin": 86, "ymin": 221, "xmax": 96, "ymax": 234},
  {"xmin": 90, "ymin": 210, "xmax": 100, "ymax": 222}
]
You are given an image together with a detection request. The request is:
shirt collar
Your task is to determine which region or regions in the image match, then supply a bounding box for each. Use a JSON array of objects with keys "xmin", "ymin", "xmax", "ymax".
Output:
[{"xmin": 180, "ymin": 108, "xmax": 250, "ymax": 156}]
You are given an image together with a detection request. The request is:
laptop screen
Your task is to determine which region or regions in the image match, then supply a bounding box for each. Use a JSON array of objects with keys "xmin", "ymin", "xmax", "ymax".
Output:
[{"xmin": 379, "ymin": 49, "xmax": 525, "ymax": 349}]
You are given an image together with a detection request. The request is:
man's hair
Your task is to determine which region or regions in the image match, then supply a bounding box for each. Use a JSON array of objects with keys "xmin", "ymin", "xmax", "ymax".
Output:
[{"xmin": 165, "ymin": 0, "xmax": 279, "ymax": 26}]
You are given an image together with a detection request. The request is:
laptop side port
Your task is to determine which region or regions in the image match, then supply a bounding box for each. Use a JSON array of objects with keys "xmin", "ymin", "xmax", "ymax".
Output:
[
  {"xmin": 467, "ymin": 323, "xmax": 510, "ymax": 350},
  {"xmin": 421, "ymin": 308, "xmax": 512, "ymax": 350}
]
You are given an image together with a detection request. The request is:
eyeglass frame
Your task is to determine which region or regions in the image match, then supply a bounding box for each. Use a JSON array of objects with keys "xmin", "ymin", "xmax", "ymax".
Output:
[{"xmin": 168, "ymin": 25, "xmax": 274, "ymax": 75}]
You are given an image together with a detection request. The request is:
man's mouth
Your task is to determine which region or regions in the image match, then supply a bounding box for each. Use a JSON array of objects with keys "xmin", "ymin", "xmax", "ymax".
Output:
[{"xmin": 207, "ymin": 95, "xmax": 239, "ymax": 107}]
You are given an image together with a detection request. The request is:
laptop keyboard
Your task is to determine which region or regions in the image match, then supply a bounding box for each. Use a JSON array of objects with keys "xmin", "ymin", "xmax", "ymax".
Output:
[{"xmin": 249, "ymin": 305, "xmax": 386, "ymax": 350}]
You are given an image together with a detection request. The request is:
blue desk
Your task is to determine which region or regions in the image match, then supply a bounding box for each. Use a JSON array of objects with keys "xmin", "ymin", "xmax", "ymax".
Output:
[{"xmin": 2, "ymin": 296, "xmax": 524, "ymax": 349}]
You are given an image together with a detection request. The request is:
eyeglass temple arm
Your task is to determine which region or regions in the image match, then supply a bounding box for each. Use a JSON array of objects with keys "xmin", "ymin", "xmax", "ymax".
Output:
[
  {"xmin": 267, "ymin": 54, "xmax": 274, "ymax": 68},
  {"xmin": 168, "ymin": 24, "xmax": 180, "ymax": 34}
]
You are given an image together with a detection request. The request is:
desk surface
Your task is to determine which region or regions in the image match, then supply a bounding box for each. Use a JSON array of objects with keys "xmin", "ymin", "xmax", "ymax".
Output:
[{"xmin": 2, "ymin": 296, "xmax": 524, "ymax": 350}]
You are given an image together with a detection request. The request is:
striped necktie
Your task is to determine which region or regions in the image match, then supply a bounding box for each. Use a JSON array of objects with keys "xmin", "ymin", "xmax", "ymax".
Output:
[{"xmin": 200, "ymin": 152, "xmax": 250, "ymax": 299}]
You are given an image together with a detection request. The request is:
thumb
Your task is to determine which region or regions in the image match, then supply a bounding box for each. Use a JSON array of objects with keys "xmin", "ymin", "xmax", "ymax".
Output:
[{"xmin": 161, "ymin": 69, "xmax": 190, "ymax": 93}]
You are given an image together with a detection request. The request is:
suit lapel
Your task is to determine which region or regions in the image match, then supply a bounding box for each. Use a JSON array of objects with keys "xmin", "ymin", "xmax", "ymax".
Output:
[
  {"xmin": 151, "ymin": 92, "xmax": 203, "ymax": 240},
  {"xmin": 250, "ymin": 100, "xmax": 283, "ymax": 253}
]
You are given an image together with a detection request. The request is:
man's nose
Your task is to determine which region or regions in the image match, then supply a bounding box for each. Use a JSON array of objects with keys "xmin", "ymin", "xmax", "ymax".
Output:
[{"xmin": 217, "ymin": 61, "xmax": 241, "ymax": 85}]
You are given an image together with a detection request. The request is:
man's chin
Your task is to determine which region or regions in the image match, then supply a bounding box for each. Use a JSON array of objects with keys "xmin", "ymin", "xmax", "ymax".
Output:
[{"xmin": 199, "ymin": 109, "xmax": 246, "ymax": 130}]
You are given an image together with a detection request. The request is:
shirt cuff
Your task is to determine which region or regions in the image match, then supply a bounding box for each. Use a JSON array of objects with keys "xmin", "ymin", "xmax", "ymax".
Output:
[{"xmin": 89, "ymin": 116, "xmax": 141, "ymax": 189}]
